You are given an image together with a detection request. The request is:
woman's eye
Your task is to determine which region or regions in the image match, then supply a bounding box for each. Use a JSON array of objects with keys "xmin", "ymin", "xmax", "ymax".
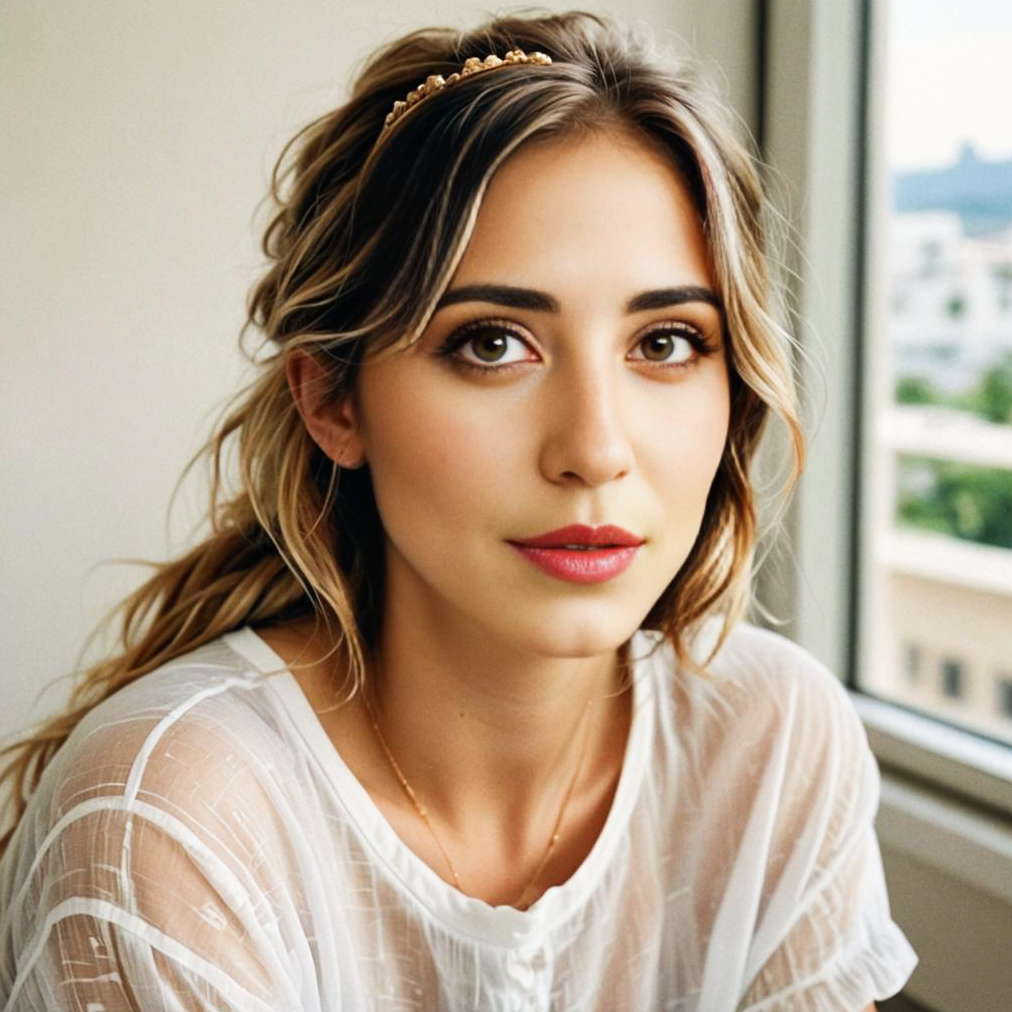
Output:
[
  {"xmin": 629, "ymin": 326, "xmax": 705, "ymax": 368},
  {"xmin": 435, "ymin": 322, "xmax": 535, "ymax": 372}
]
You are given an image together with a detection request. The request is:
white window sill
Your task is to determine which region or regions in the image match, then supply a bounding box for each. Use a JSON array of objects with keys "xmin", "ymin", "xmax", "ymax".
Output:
[
  {"xmin": 852, "ymin": 690, "xmax": 1012, "ymax": 814},
  {"xmin": 856, "ymin": 691, "xmax": 1012, "ymax": 1010},
  {"xmin": 851, "ymin": 690, "xmax": 1012, "ymax": 905}
]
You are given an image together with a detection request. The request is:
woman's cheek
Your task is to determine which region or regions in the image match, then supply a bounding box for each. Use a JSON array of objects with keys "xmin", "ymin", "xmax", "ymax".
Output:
[{"xmin": 365, "ymin": 386, "xmax": 500, "ymax": 535}]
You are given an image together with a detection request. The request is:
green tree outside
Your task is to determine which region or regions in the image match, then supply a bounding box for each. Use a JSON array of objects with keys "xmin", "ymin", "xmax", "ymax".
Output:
[
  {"xmin": 978, "ymin": 355, "xmax": 1012, "ymax": 423},
  {"xmin": 896, "ymin": 375, "xmax": 938, "ymax": 405},
  {"xmin": 897, "ymin": 456, "xmax": 1012, "ymax": 549},
  {"xmin": 895, "ymin": 351, "xmax": 1012, "ymax": 424}
]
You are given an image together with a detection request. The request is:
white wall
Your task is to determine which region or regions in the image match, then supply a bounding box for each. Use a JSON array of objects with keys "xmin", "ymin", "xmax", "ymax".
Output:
[{"xmin": 0, "ymin": 1, "xmax": 757, "ymax": 742}]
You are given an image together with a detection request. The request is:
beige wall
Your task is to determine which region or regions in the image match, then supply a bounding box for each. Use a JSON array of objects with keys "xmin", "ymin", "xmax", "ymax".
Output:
[{"xmin": 0, "ymin": 2, "xmax": 758, "ymax": 741}]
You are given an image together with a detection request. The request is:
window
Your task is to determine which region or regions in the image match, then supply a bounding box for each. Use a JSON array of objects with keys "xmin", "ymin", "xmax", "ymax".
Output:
[
  {"xmin": 997, "ymin": 676, "xmax": 1012, "ymax": 719},
  {"xmin": 763, "ymin": 4, "xmax": 1012, "ymax": 1002},
  {"xmin": 940, "ymin": 658, "xmax": 964, "ymax": 700},
  {"xmin": 857, "ymin": 0, "xmax": 1012, "ymax": 750},
  {"xmin": 903, "ymin": 642, "xmax": 920, "ymax": 684},
  {"xmin": 762, "ymin": 0, "xmax": 1012, "ymax": 812}
]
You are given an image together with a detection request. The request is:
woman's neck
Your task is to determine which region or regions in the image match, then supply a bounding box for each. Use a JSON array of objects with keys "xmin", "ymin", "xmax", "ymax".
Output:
[
  {"xmin": 367, "ymin": 617, "xmax": 629, "ymax": 828},
  {"xmin": 257, "ymin": 612, "xmax": 633, "ymax": 905}
]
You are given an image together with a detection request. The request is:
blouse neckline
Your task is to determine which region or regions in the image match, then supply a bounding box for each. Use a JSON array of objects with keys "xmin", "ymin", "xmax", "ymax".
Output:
[{"xmin": 223, "ymin": 624, "xmax": 659, "ymax": 948}]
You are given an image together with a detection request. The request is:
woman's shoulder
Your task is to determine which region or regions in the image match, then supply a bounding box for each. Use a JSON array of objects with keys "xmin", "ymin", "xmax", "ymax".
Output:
[
  {"xmin": 640, "ymin": 616, "xmax": 843, "ymax": 694},
  {"xmin": 9, "ymin": 633, "xmax": 300, "ymax": 871},
  {"xmin": 0, "ymin": 634, "xmax": 313, "ymax": 1009},
  {"xmin": 646, "ymin": 617, "xmax": 870, "ymax": 764},
  {"xmin": 691, "ymin": 617, "xmax": 851, "ymax": 703},
  {"xmin": 63, "ymin": 633, "xmax": 290, "ymax": 772},
  {"xmin": 644, "ymin": 619, "xmax": 880, "ymax": 855}
]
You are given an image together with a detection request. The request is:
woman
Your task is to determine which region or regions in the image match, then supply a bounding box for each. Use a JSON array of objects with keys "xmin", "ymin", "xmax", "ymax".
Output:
[{"xmin": 0, "ymin": 11, "xmax": 917, "ymax": 1011}]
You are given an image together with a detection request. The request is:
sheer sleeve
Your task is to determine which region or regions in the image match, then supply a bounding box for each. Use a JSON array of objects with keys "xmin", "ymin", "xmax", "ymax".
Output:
[
  {"xmin": 3, "ymin": 810, "xmax": 300, "ymax": 1011},
  {"xmin": 734, "ymin": 660, "xmax": 919, "ymax": 1012},
  {"xmin": 1, "ymin": 681, "xmax": 313, "ymax": 1012}
]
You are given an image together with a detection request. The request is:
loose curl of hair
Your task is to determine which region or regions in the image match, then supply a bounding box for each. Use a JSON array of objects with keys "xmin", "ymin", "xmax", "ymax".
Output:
[{"xmin": 0, "ymin": 9, "xmax": 804, "ymax": 862}]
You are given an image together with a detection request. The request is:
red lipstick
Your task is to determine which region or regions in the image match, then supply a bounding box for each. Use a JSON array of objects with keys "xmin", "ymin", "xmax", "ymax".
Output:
[{"xmin": 507, "ymin": 524, "xmax": 644, "ymax": 584}]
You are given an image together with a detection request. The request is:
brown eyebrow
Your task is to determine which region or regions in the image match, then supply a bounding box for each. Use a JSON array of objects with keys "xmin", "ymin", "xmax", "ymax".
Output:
[{"xmin": 433, "ymin": 283, "xmax": 723, "ymax": 315}]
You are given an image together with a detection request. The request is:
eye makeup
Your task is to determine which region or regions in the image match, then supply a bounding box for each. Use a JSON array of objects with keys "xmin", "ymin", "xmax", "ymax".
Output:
[{"xmin": 432, "ymin": 315, "xmax": 720, "ymax": 377}]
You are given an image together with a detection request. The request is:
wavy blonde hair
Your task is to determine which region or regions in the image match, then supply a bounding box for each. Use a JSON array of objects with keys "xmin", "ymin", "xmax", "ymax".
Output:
[{"xmin": 0, "ymin": 10, "xmax": 804, "ymax": 862}]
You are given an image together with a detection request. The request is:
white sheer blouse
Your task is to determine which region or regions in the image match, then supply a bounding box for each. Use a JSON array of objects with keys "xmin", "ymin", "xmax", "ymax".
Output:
[{"xmin": 0, "ymin": 620, "xmax": 918, "ymax": 1011}]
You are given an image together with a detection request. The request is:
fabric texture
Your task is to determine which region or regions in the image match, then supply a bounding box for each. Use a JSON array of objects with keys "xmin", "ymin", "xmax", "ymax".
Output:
[{"xmin": 0, "ymin": 620, "xmax": 918, "ymax": 1011}]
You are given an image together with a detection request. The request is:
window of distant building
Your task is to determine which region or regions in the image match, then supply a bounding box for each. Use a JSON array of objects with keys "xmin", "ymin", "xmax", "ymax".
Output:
[
  {"xmin": 903, "ymin": 642, "xmax": 921, "ymax": 683},
  {"xmin": 999, "ymin": 676, "xmax": 1012, "ymax": 718},
  {"xmin": 940, "ymin": 658, "xmax": 964, "ymax": 699}
]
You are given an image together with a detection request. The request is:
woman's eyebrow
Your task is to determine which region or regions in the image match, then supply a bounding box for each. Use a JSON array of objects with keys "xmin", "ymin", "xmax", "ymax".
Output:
[{"xmin": 434, "ymin": 283, "xmax": 723, "ymax": 314}]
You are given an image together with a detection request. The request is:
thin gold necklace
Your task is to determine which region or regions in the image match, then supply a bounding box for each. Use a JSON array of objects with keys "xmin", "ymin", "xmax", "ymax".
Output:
[{"xmin": 361, "ymin": 689, "xmax": 597, "ymax": 910}]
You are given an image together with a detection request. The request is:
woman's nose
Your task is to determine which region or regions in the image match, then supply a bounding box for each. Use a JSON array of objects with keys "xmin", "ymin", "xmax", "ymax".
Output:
[{"xmin": 538, "ymin": 359, "xmax": 635, "ymax": 487}]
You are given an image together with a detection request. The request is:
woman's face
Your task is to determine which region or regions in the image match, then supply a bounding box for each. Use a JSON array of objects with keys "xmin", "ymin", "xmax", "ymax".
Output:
[{"xmin": 343, "ymin": 127, "xmax": 730, "ymax": 658}]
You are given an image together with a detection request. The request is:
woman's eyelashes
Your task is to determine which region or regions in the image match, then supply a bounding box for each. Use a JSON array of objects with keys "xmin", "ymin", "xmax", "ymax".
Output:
[
  {"xmin": 434, "ymin": 318, "xmax": 537, "ymax": 372},
  {"xmin": 433, "ymin": 317, "xmax": 719, "ymax": 377}
]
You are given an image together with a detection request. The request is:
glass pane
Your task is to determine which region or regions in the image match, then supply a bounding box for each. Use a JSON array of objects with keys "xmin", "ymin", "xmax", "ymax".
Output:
[{"xmin": 860, "ymin": 0, "xmax": 1012, "ymax": 746}]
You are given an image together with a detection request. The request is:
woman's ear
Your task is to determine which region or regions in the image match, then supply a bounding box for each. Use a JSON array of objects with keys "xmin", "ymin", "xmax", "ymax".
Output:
[{"xmin": 286, "ymin": 351, "xmax": 367, "ymax": 469}]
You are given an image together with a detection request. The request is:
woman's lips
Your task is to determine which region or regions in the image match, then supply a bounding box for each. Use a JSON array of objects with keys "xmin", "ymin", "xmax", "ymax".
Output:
[
  {"xmin": 509, "ymin": 523, "xmax": 642, "ymax": 549},
  {"xmin": 507, "ymin": 544, "xmax": 640, "ymax": 583}
]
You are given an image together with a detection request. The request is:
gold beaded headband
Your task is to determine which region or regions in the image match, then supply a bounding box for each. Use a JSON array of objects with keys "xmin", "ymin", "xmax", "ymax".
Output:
[{"xmin": 380, "ymin": 48, "xmax": 553, "ymax": 137}]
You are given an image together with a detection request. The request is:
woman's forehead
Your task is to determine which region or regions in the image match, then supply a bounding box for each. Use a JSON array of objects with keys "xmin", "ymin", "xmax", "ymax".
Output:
[{"xmin": 450, "ymin": 127, "xmax": 715, "ymax": 305}]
